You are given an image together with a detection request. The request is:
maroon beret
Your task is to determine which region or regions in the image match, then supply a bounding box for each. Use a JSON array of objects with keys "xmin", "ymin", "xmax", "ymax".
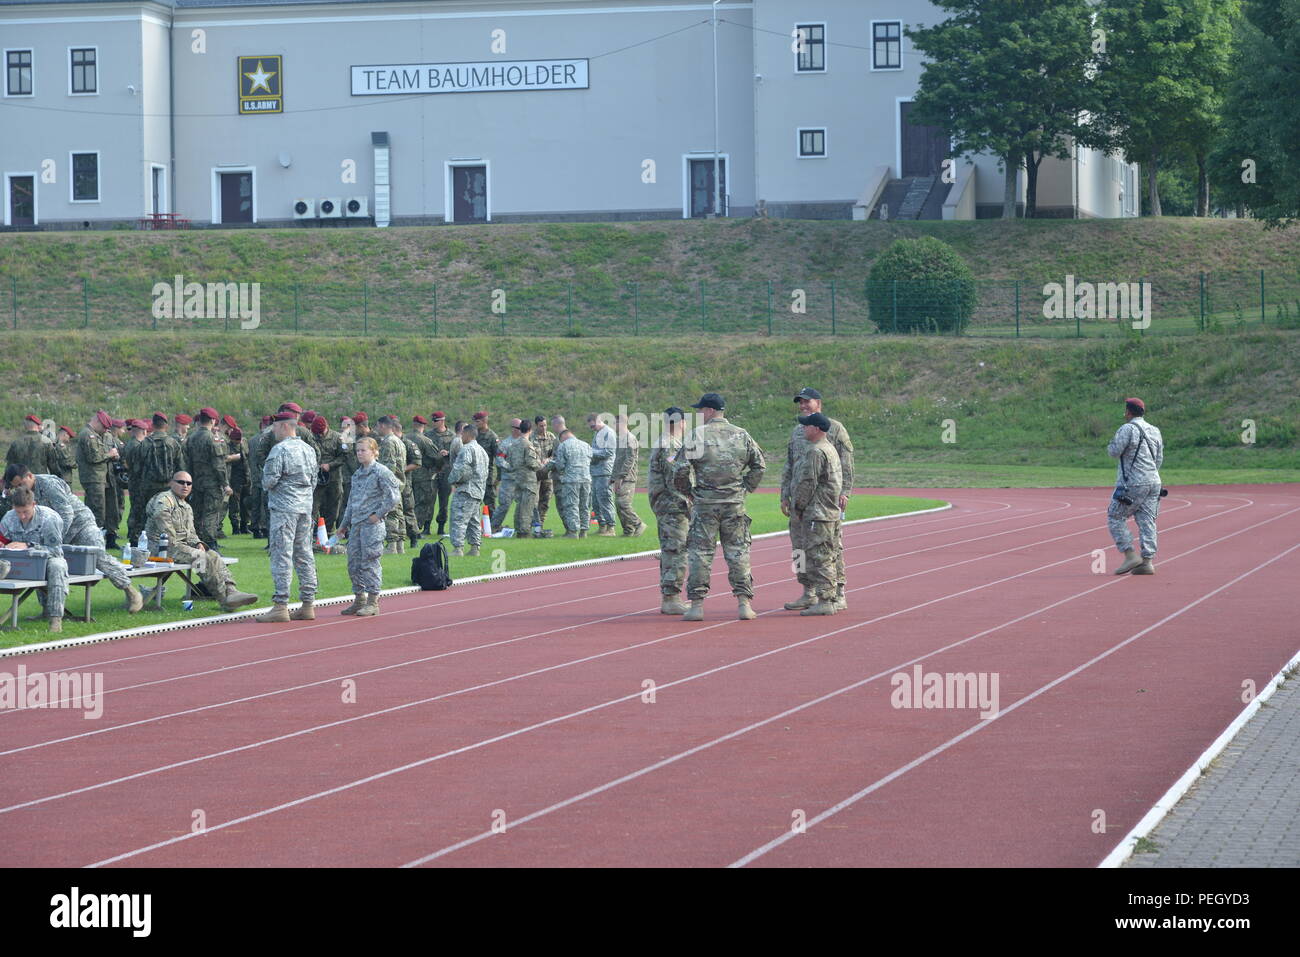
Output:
[
  {"xmin": 94, "ymin": 410, "xmax": 113, "ymax": 429},
  {"xmin": 412, "ymin": 414, "xmax": 429, "ymax": 425},
  {"xmin": 222, "ymin": 414, "xmax": 238, "ymax": 430},
  {"xmin": 24, "ymin": 414, "xmax": 41, "ymax": 426},
  {"xmin": 59, "ymin": 425, "xmax": 75, "ymax": 438},
  {"xmin": 311, "ymin": 417, "xmax": 328, "ymax": 435},
  {"xmin": 279, "ymin": 401, "xmax": 303, "ymax": 415},
  {"xmin": 174, "ymin": 413, "xmax": 193, "ymax": 425},
  {"xmin": 431, "ymin": 411, "xmax": 446, "ymax": 421},
  {"xmin": 273, "ymin": 411, "xmax": 297, "ymax": 422},
  {"xmin": 353, "ymin": 412, "xmax": 368, "ymax": 424}
]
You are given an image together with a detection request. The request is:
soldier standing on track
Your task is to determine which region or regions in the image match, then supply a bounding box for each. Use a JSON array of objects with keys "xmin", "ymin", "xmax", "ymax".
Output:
[
  {"xmin": 447, "ymin": 424, "xmax": 489, "ymax": 558},
  {"xmin": 784, "ymin": 413, "xmax": 843, "ymax": 617},
  {"xmin": 337, "ymin": 436, "xmax": 401, "ymax": 618},
  {"xmin": 1108, "ymin": 397, "xmax": 1165, "ymax": 576},
  {"xmin": 673, "ymin": 393, "xmax": 766, "ymax": 622},
  {"xmin": 649, "ymin": 407, "xmax": 691, "ymax": 614},
  {"xmin": 257, "ymin": 411, "xmax": 319, "ymax": 623},
  {"xmin": 782, "ymin": 387, "xmax": 855, "ymax": 612}
]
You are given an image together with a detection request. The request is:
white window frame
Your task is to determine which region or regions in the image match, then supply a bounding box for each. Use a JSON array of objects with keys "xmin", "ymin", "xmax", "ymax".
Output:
[
  {"xmin": 870, "ymin": 20, "xmax": 903, "ymax": 72},
  {"xmin": 444, "ymin": 159, "xmax": 492, "ymax": 223},
  {"xmin": 796, "ymin": 127, "xmax": 828, "ymax": 159},
  {"xmin": 793, "ymin": 22, "xmax": 827, "ymax": 74},
  {"xmin": 150, "ymin": 163, "xmax": 168, "ymax": 215},
  {"xmin": 681, "ymin": 152, "xmax": 730, "ymax": 219},
  {"xmin": 68, "ymin": 45, "xmax": 98, "ymax": 96},
  {"xmin": 68, "ymin": 150, "xmax": 101, "ymax": 203},
  {"xmin": 4, "ymin": 48, "xmax": 34, "ymax": 97},
  {"xmin": 3, "ymin": 171, "xmax": 38, "ymax": 226},
  {"xmin": 210, "ymin": 165, "xmax": 257, "ymax": 224}
]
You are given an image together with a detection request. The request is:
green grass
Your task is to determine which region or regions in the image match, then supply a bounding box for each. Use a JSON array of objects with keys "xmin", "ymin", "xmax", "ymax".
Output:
[{"xmin": 0, "ymin": 491, "xmax": 944, "ymax": 649}]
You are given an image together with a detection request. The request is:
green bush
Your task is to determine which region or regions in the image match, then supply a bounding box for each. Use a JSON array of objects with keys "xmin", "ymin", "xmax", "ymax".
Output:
[{"xmin": 867, "ymin": 236, "xmax": 976, "ymax": 334}]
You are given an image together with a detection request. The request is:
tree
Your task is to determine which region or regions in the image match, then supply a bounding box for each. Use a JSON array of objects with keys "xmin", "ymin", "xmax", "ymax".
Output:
[{"xmin": 907, "ymin": 0, "xmax": 1099, "ymax": 218}]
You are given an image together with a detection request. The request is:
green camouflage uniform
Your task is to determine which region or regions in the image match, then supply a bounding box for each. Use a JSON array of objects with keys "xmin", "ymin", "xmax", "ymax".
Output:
[
  {"xmin": 135, "ymin": 431, "xmax": 185, "ymax": 534},
  {"xmin": 506, "ymin": 434, "xmax": 543, "ymax": 536},
  {"xmin": 673, "ymin": 416, "xmax": 766, "ymax": 600},
  {"xmin": 475, "ymin": 426, "xmax": 501, "ymax": 516},
  {"xmin": 75, "ymin": 426, "xmax": 112, "ymax": 529},
  {"xmin": 312, "ymin": 428, "xmax": 344, "ymax": 534},
  {"xmin": 103, "ymin": 432, "xmax": 126, "ymax": 542},
  {"xmin": 780, "ymin": 417, "xmax": 854, "ymax": 594},
  {"xmin": 124, "ymin": 433, "xmax": 149, "ymax": 544},
  {"xmin": 226, "ymin": 435, "xmax": 250, "ymax": 533},
  {"xmin": 185, "ymin": 426, "xmax": 229, "ymax": 549},
  {"xmin": 55, "ymin": 439, "xmax": 76, "ymax": 485},
  {"xmin": 409, "ymin": 428, "xmax": 438, "ymax": 535},
  {"xmin": 428, "ymin": 426, "xmax": 456, "ymax": 534},
  {"xmin": 399, "ymin": 433, "xmax": 421, "ymax": 543},
  {"xmin": 377, "ymin": 432, "xmax": 408, "ymax": 544},
  {"xmin": 248, "ymin": 426, "xmax": 275, "ymax": 535},
  {"xmin": 612, "ymin": 429, "xmax": 645, "ymax": 535},
  {"xmin": 649, "ymin": 435, "xmax": 691, "ymax": 597},
  {"xmin": 531, "ymin": 428, "xmax": 558, "ymax": 527},
  {"xmin": 6, "ymin": 430, "xmax": 55, "ymax": 474},
  {"xmin": 788, "ymin": 437, "xmax": 843, "ymax": 603},
  {"xmin": 146, "ymin": 489, "xmax": 243, "ymax": 602}
]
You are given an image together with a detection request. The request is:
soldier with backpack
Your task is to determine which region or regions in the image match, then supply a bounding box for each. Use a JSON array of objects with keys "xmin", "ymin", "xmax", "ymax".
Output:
[{"xmin": 337, "ymin": 436, "xmax": 401, "ymax": 617}]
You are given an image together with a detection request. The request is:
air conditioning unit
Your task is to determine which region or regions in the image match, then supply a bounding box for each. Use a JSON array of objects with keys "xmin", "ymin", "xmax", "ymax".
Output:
[
  {"xmin": 292, "ymin": 198, "xmax": 315, "ymax": 219},
  {"xmin": 344, "ymin": 196, "xmax": 369, "ymax": 218},
  {"xmin": 318, "ymin": 197, "xmax": 342, "ymax": 219}
]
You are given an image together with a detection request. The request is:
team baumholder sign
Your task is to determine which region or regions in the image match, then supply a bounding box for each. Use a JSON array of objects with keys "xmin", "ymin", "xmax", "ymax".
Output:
[{"xmin": 351, "ymin": 59, "xmax": 589, "ymax": 95}]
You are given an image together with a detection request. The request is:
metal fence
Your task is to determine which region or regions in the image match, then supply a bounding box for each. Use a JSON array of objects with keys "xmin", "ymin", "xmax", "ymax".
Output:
[{"xmin": 3, "ymin": 271, "xmax": 1298, "ymax": 337}]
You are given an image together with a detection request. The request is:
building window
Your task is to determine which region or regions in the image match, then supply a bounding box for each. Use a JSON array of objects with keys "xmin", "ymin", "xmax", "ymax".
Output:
[
  {"xmin": 872, "ymin": 22, "xmax": 902, "ymax": 70},
  {"xmin": 71, "ymin": 48, "xmax": 97, "ymax": 94},
  {"xmin": 798, "ymin": 128, "xmax": 827, "ymax": 158},
  {"xmin": 794, "ymin": 24, "xmax": 825, "ymax": 72},
  {"xmin": 6, "ymin": 50, "xmax": 33, "ymax": 95},
  {"xmin": 72, "ymin": 152, "xmax": 99, "ymax": 202}
]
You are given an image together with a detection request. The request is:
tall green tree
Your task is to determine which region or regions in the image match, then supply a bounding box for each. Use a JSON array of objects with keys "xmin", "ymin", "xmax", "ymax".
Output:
[{"xmin": 907, "ymin": 0, "xmax": 1099, "ymax": 218}]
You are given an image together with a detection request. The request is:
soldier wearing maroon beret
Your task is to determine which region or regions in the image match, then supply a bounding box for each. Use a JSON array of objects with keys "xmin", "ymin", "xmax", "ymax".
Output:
[{"xmin": 6, "ymin": 412, "xmax": 55, "ymax": 476}]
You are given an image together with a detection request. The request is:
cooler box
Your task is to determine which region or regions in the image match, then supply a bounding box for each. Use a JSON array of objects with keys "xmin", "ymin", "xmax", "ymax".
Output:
[
  {"xmin": 2, "ymin": 549, "xmax": 50, "ymax": 580},
  {"xmin": 62, "ymin": 544, "xmax": 101, "ymax": 576}
]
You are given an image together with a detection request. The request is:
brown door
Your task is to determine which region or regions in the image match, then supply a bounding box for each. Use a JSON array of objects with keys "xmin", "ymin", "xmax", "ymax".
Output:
[
  {"xmin": 219, "ymin": 171, "xmax": 253, "ymax": 223},
  {"xmin": 8, "ymin": 175, "xmax": 34, "ymax": 226},
  {"xmin": 900, "ymin": 102, "xmax": 948, "ymax": 177},
  {"xmin": 452, "ymin": 166, "xmax": 487, "ymax": 223},
  {"xmin": 689, "ymin": 157, "xmax": 726, "ymax": 217}
]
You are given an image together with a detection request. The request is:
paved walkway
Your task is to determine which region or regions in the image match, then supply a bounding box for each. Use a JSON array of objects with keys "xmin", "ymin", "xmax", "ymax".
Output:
[{"xmin": 1123, "ymin": 672, "xmax": 1300, "ymax": 867}]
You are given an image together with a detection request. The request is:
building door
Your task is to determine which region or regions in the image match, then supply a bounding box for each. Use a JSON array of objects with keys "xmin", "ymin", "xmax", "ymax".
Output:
[
  {"xmin": 689, "ymin": 157, "xmax": 726, "ymax": 217},
  {"xmin": 152, "ymin": 167, "xmax": 166, "ymax": 214},
  {"xmin": 7, "ymin": 175, "xmax": 34, "ymax": 226},
  {"xmin": 451, "ymin": 166, "xmax": 487, "ymax": 223},
  {"xmin": 219, "ymin": 171, "xmax": 253, "ymax": 223},
  {"xmin": 899, "ymin": 102, "xmax": 948, "ymax": 178}
]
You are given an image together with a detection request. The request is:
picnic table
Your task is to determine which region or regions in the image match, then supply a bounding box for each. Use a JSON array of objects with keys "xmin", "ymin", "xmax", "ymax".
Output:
[
  {"xmin": 125, "ymin": 557, "xmax": 240, "ymax": 611},
  {"xmin": 0, "ymin": 574, "xmax": 104, "ymax": 630},
  {"xmin": 137, "ymin": 212, "xmax": 191, "ymax": 230}
]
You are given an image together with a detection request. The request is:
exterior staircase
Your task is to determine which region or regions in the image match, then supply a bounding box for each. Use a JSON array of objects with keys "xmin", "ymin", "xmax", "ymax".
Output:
[{"xmin": 871, "ymin": 175, "xmax": 951, "ymax": 220}]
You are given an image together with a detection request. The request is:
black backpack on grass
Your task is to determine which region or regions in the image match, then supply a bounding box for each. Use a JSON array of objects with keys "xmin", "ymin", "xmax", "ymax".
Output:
[{"xmin": 412, "ymin": 540, "xmax": 453, "ymax": 591}]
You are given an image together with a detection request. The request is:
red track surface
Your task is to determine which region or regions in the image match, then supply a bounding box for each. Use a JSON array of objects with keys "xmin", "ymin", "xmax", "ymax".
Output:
[{"xmin": 2, "ymin": 485, "xmax": 1297, "ymax": 868}]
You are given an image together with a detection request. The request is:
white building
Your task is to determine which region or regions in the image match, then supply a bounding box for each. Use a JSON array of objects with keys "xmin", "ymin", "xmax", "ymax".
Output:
[{"xmin": 0, "ymin": 0, "xmax": 1139, "ymax": 228}]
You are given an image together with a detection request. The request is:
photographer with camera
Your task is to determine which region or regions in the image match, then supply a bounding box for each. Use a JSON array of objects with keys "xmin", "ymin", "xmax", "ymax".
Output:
[{"xmin": 1107, "ymin": 397, "xmax": 1165, "ymax": 576}]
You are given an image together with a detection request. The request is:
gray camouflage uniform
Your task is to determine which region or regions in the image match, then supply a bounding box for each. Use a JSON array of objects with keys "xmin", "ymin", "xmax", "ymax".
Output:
[
  {"xmin": 378, "ymin": 433, "xmax": 408, "ymax": 544},
  {"xmin": 447, "ymin": 439, "xmax": 489, "ymax": 549},
  {"xmin": 673, "ymin": 416, "xmax": 766, "ymax": 600},
  {"xmin": 507, "ymin": 435, "xmax": 543, "ymax": 535},
  {"xmin": 32, "ymin": 473, "xmax": 134, "ymax": 592},
  {"xmin": 649, "ymin": 435, "xmax": 690, "ymax": 596},
  {"xmin": 1, "ymin": 505, "xmax": 68, "ymax": 618},
  {"xmin": 1107, "ymin": 417, "xmax": 1164, "ymax": 559},
  {"xmin": 492, "ymin": 434, "xmax": 519, "ymax": 532},
  {"xmin": 549, "ymin": 436, "xmax": 593, "ymax": 534},
  {"xmin": 339, "ymin": 460, "xmax": 401, "ymax": 594},
  {"xmin": 262, "ymin": 436, "xmax": 319, "ymax": 603},
  {"xmin": 589, "ymin": 425, "xmax": 616, "ymax": 527}
]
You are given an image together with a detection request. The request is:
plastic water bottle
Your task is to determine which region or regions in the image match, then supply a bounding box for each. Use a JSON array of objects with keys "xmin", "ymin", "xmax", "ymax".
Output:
[
  {"xmin": 136, "ymin": 531, "xmax": 149, "ymax": 566},
  {"xmin": 158, "ymin": 532, "xmax": 169, "ymax": 560},
  {"xmin": 532, "ymin": 520, "xmax": 542, "ymax": 536}
]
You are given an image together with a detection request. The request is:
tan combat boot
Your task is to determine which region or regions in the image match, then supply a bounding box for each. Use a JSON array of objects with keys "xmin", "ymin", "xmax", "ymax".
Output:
[
  {"xmin": 450, "ymin": 546, "xmax": 464, "ymax": 557},
  {"xmin": 737, "ymin": 598, "xmax": 757, "ymax": 620},
  {"xmin": 220, "ymin": 587, "xmax": 259, "ymax": 612},
  {"xmin": 783, "ymin": 586, "xmax": 817, "ymax": 611},
  {"xmin": 290, "ymin": 600, "xmax": 315, "ymax": 620},
  {"xmin": 563, "ymin": 530, "xmax": 579, "ymax": 539},
  {"xmin": 255, "ymin": 602, "xmax": 290, "ymax": 623},
  {"xmin": 356, "ymin": 593, "xmax": 379, "ymax": 617},
  {"xmin": 597, "ymin": 525, "xmax": 616, "ymax": 537},
  {"xmin": 1132, "ymin": 559, "xmax": 1156, "ymax": 575},
  {"xmin": 383, "ymin": 542, "xmax": 398, "ymax": 555},
  {"xmin": 340, "ymin": 594, "xmax": 365, "ymax": 616},
  {"xmin": 833, "ymin": 586, "xmax": 847, "ymax": 612},
  {"xmin": 801, "ymin": 599, "xmax": 838, "ymax": 616},
  {"xmin": 124, "ymin": 585, "xmax": 144, "ymax": 614},
  {"xmin": 48, "ymin": 617, "xmax": 63, "ymax": 634},
  {"xmin": 468, "ymin": 545, "xmax": 480, "ymax": 557},
  {"xmin": 683, "ymin": 600, "xmax": 704, "ymax": 622},
  {"xmin": 660, "ymin": 595, "xmax": 689, "ymax": 615},
  {"xmin": 1114, "ymin": 549, "xmax": 1142, "ymax": 575}
]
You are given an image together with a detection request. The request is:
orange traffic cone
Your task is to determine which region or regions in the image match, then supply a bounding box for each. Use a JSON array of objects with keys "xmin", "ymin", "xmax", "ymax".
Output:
[
  {"xmin": 316, "ymin": 517, "xmax": 329, "ymax": 551},
  {"xmin": 481, "ymin": 504, "xmax": 492, "ymax": 537}
]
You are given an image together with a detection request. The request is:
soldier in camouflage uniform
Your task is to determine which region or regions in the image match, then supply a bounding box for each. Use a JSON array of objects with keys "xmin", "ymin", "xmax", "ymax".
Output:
[
  {"xmin": 472, "ymin": 411, "xmax": 500, "ymax": 520},
  {"xmin": 336, "ymin": 436, "xmax": 401, "ymax": 617},
  {"xmin": 492, "ymin": 419, "xmax": 521, "ymax": 533},
  {"xmin": 1107, "ymin": 397, "xmax": 1164, "ymax": 576},
  {"xmin": 0, "ymin": 488, "xmax": 68, "ymax": 632},
  {"xmin": 649, "ymin": 407, "xmax": 691, "ymax": 614},
  {"xmin": 102, "ymin": 418, "xmax": 129, "ymax": 548},
  {"xmin": 531, "ymin": 415, "xmax": 558, "ymax": 529},
  {"xmin": 310, "ymin": 416, "xmax": 344, "ymax": 535},
  {"xmin": 673, "ymin": 393, "xmax": 766, "ymax": 621},
  {"xmin": 145, "ymin": 472, "xmax": 258, "ymax": 612},
  {"xmin": 247, "ymin": 415, "xmax": 275, "ymax": 538},
  {"xmin": 587, "ymin": 413, "xmax": 617, "ymax": 535},
  {"xmin": 426, "ymin": 413, "xmax": 455, "ymax": 536},
  {"xmin": 785, "ymin": 413, "xmax": 843, "ymax": 616},
  {"xmin": 75, "ymin": 411, "xmax": 118, "ymax": 534},
  {"xmin": 409, "ymin": 415, "xmax": 438, "ymax": 537},
  {"xmin": 336, "ymin": 414, "xmax": 364, "ymax": 530},
  {"xmin": 225, "ymin": 424, "xmax": 250, "ymax": 534},
  {"xmin": 374, "ymin": 416, "xmax": 409, "ymax": 553},
  {"xmin": 135, "ymin": 414, "xmax": 185, "ymax": 536},
  {"xmin": 184, "ymin": 408, "xmax": 233, "ymax": 551},
  {"xmin": 6, "ymin": 414, "xmax": 55, "ymax": 474},
  {"xmin": 257, "ymin": 412, "xmax": 319, "ymax": 622},
  {"xmin": 547, "ymin": 429, "xmax": 593, "ymax": 538},
  {"xmin": 55, "ymin": 426, "xmax": 76, "ymax": 485},
  {"xmin": 506, "ymin": 420, "xmax": 543, "ymax": 536},
  {"xmin": 123, "ymin": 419, "xmax": 150, "ymax": 546},
  {"xmin": 781, "ymin": 387, "xmax": 855, "ymax": 611},
  {"xmin": 612, "ymin": 412, "xmax": 647, "ymax": 537},
  {"xmin": 396, "ymin": 419, "xmax": 422, "ymax": 548},
  {"xmin": 447, "ymin": 425, "xmax": 489, "ymax": 556}
]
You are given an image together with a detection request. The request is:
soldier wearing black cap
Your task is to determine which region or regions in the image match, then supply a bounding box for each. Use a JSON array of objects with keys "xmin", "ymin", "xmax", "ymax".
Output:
[
  {"xmin": 787, "ymin": 413, "xmax": 843, "ymax": 615},
  {"xmin": 649, "ymin": 407, "xmax": 692, "ymax": 614},
  {"xmin": 782, "ymin": 386, "xmax": 855, "ymax": 611},
  {"xmin": 672, "ymin": 393, "xmax": 766, "ymax": 621}
]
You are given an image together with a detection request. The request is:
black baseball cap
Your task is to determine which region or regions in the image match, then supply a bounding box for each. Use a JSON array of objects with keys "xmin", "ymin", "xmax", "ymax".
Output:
[
  {"xmin": 798, "ymin": 412, "xmax": 831, "ymax": 431},
  {"xmin": 691, "ymin": 393, "xmax": 725, "ymax": 411},
  {"xmin": 794, "ymin": 387, "xmax": 823, "ymax": 401},
  {"xmin": 664, "ymin": 407, "xmax": 686, "ymax": 420}
]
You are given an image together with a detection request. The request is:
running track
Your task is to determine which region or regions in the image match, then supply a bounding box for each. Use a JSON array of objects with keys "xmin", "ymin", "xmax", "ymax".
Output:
[{"xmin": 2, "ymin": 485, "xmax": 1297, "ymax": 868}]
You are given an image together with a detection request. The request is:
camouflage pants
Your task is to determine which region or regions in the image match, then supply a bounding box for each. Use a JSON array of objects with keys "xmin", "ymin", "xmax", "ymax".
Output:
[
  {"xmin": 534, "ymin": 472, "xmax": 552, "ymax": 527},
  {"xmin": 66, "ymin": 521, "xmax": 131, "ymax": 591},
  {"xmin": 172, "ymin": 543, "xmax": 237, "ymax": 599},
  {"xmin": 493, "ymin": 474, "xmax": 517, "ymax": 532},
  {"xmin": 557, "ymin": 481, "xmax": 591, "ymax": 533},
  {"xmin": 104, "ymin": 476, "xmax": 122, "ymax": 538},
  {"xmin": 799, "ymin": 517, "xmax": 842, "ymax": 601},
  {"xmin": 268, "ymin": 509, "xmax": 318, "ymax": 603},
  {"xmin": 591, "ymin": 475, "xmax": 615, "ymax": 527},
  {"xmin": 227, "ymin": 480, "xmax": 250, "ymax": 531},
  {"xmin": 346, "ymin": 517, "xmax": 385, "ymax": 594},
  {"xmin": 190, "ymin": 486, "xmax": 225, "ymax": 549},
  {"xmin": 384, "ymin": 480, "xmax": 405, "ymax": 544},
  {"xmin": 433, "ymin": 473, "xmax": 452, "ymax": 533},
  {"xmin": 313, "ymin": 478, "xmax": 341, "ymax": 534},
  {"xmin": 514, "ymin": 484, "xmax": 539, "ymax": 535},
  {"xmin": 483, "ymin": 476, "xmax": 498, "ymax": 516},
  {"xmin": 127, "ymin": 482, "xmax": 149, "ymax": 545},
  {"xmin": 686, "ymin": 502, "xmax": 753, "ymax": 601},
  {"xmin": 449, "ymin": 491, "xmax": 484, "ymax": 549},
  {"xmin": 38, "ymin": 556, "xmax": 70, "ymax": 619},
  {"xmin": 788, "ymin": 508, "xmax": 844, "ymax": 590},
  {"xmin": 402, "ymin": 481, "xmax": 418, "ymax": 539},
  {"xmin": 615, "ymin": 480, "xmax": 644, "ymax": 534},
  {"xmin": 655, "ymin": 509, "xmax": 690, "ymax": 597},
  {"xmin": 80, "ymin": 473, "xmax": 107, "ymax": 530},
  {"xmin": 413, "ymin": 472, "xmax": 435, "ymax": 532},
  {"xmin": 1108, "ymin": 483, "xmax": 1161, "ymax": 559}
]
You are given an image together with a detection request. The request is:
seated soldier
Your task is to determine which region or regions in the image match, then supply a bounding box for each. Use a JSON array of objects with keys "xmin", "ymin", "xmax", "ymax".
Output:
[
  {"xmin": 144, "ymin": 471, "xmax": 258, "ymax": 612},
  {"xmin": 0, "ymin": 487, "xmax": 69, "ymax": 632}
]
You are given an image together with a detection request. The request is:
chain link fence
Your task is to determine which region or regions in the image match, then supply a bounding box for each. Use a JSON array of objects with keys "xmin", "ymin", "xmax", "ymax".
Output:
[{"xmin": 4, "ymin": 271, "xmax": 1298, "ymax": 337}]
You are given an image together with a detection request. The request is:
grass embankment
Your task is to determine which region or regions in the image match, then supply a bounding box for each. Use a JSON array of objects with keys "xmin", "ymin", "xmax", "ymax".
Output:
[{"xmin": 0, "ymin": 492, "xmax": 944, "ymax": 649}]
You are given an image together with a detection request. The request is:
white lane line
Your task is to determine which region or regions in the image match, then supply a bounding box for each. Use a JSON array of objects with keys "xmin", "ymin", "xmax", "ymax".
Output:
[
  {"xmin": 78, "ymin": 499, "xmax": 1264, "ymax": 866},
  {"xmin": 731, "ymin": 536, "xmax": 1300, "ymax": 867}
]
